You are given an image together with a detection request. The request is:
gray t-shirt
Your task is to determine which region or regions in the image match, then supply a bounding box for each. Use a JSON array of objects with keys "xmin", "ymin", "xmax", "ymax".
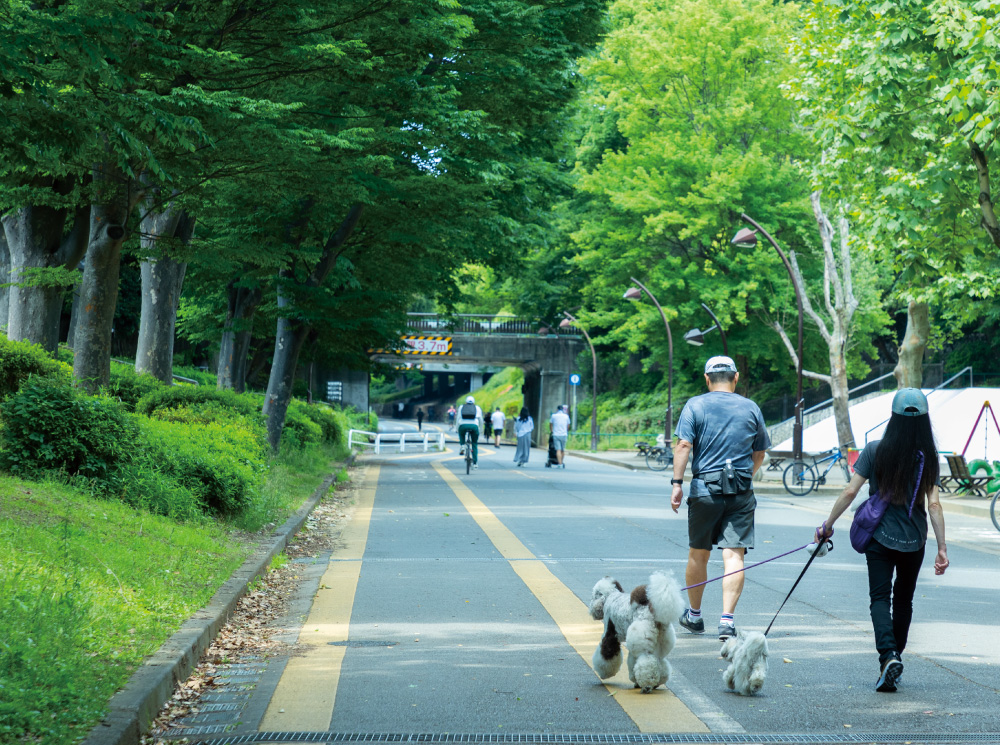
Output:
[
  {"xmin": 853, "ymin": 440, "xmax": 930, "ymax": 552},
  {"xmin": 675, "ymin": 391, "xmax": 770, "ymax": 497}
]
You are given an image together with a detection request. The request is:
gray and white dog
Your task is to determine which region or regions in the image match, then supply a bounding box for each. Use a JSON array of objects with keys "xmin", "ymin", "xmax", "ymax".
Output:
[
  {"xmin": 720, "ymin": 629, "xmax": 769, "ymax": 696},
  {"xmin": 588, "ymin": 571, "xmax": 684, "ymax": 693}
]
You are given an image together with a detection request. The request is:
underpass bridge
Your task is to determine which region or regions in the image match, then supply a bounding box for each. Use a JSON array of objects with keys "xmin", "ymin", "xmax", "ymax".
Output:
[{"xmin": 372, "ymin": 313, "xmax": 585, "ymax": 445}]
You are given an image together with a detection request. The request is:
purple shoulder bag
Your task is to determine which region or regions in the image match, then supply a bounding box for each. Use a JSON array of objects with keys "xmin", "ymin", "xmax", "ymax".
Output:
[{"xmin": 849, "ymin": 451, "xmax": 925, "ymax": 554}]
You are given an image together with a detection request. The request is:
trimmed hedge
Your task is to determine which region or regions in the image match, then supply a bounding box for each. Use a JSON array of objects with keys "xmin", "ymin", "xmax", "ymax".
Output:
[
  {"xmin": 103, "ymin": 364, "xmax": 167, "ymax": 411},
  {"xmin": 0, "ymin": 377, "xmax": 138, "ymax": 480},
  {"xmin": 0, "ymin": 337, "xmax": 72, "ymax": 399}
]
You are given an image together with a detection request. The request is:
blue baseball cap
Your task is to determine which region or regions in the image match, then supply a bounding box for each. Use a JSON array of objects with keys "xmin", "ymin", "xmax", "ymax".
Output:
[{"xmin": 891, "ymin": 388, "xmax": 928, "ymax": 416}]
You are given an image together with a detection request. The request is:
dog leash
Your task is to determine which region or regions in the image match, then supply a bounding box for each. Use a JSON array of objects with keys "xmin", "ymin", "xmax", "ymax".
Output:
[
  {"xmin": 763, "ymin": 540, "xmax": 832, "ymax": 636},
  {"xmin": 681, "ymin": 542, "xmax": 814, "ymax": 592}
]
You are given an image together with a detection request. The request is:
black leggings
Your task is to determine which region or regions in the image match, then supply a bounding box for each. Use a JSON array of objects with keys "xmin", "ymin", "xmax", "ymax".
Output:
[{"xmin": 865, "ymin": 540, "xmax": 925, "ymax": 663}]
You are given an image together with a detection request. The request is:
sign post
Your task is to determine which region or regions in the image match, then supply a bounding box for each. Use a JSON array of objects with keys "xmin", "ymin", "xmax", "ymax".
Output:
[
  {"xmin": 326, "ymin": 381, "xmax": 343, "ymax": 402},
  {"xmin": 569, "ymin": 373, "xmax": 581, "ymax": 431}
]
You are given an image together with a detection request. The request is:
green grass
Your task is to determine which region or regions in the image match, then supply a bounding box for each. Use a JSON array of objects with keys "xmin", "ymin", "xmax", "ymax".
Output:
[
  {"xmin": 0, "ymin": 476, "xmax": 252, "ymax": 744},
  {"xmin": 454, "ymin": 367, "xmax": 524, "ymax": 418}
]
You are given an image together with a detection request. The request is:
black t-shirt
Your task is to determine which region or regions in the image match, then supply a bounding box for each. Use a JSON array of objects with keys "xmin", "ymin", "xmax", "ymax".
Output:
[{"xmin": 853, "ymin": 440, "xmax": 930, "ymax": 552}]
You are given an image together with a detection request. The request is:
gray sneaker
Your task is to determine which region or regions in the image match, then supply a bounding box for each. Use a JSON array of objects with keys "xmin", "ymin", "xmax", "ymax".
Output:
[
  {"xmin": 876, "ymin": 653, "xmax": 903, "ymax": 692},
  {"xmin": 678, "ymin": 609, "xmax": 705, "ymax": 634},
  {"xmin": 718, "ymin": 623, "xmax": 737, "ymax": 642}
]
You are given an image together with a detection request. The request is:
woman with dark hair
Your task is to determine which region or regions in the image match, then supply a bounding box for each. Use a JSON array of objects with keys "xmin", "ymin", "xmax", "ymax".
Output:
[
  {"xmin": 814, "ymin": 388, "xmax": 948, "ymax": 693},
  {"xmin": 513, "ymin": 406, "xmax": 534, "ymax": 467}
]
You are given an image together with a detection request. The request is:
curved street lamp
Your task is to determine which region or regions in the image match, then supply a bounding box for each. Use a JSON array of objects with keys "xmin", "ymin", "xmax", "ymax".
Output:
[
  {"xmin": 623, "ymin": 278, "xmax": 674, "ymax": 444},
  {"xmin": 683, "ymin": 302, "xmax": 728, "ymax": 356},
  {"xmin": 560, "ymin": 313, "xmax": 598, "ymax": 452},
  {"xmin": 732, "ymin": 216, "xmax": 804, "ymax": 461}
]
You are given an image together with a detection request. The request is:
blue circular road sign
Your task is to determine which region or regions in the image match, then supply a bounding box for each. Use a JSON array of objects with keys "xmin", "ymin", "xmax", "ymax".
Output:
[{"xmin": 569, "ymin": 374, "xmax": 581, "ymax": 385}]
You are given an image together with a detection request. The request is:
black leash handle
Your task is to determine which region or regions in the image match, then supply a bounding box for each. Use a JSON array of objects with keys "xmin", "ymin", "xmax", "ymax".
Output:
[{"xmin": 764, "ymin": 540, "xmax": 832, "ymax": 636}]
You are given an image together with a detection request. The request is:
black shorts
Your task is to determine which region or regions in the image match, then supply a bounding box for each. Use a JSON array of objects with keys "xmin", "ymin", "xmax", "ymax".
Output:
[{"xmin": 687, "ymin": 491, "xmax": 756, "ymax": 550}]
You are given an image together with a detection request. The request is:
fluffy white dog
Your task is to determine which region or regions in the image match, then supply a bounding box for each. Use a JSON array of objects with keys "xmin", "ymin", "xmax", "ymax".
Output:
[
  {"xmin": 588, "ymin": 571, "xmax": 684, "ymax": 693},
  {"xmin": 720, "ymin": 629, "xmax": 768, "ymax": 696}
]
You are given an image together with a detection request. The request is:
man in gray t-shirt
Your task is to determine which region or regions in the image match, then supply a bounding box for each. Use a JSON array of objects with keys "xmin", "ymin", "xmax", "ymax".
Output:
[{"xmin": 670, "ymin": 356, "xmax": 770, "ymax": 641}]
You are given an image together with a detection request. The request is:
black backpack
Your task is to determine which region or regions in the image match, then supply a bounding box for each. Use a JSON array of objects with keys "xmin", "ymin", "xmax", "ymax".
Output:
[{"xmin": 460, "ymin": 402, "xmax": 477, "ymax": 419}]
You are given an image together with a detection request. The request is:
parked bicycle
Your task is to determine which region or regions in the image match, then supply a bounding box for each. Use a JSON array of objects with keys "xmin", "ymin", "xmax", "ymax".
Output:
[
  {"xmin": 782, "ymin": 447, "xmax": 851, "ymax": 496},
  {"xmin": 991, "ymin": 490, "xmax": 1000, "ymax": 533},
  {"xmin": 646, "ymin": 446, "xmax": 672, "ymax": 471}
]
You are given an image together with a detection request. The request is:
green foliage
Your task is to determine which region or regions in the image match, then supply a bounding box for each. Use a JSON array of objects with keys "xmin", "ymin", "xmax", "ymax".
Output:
[
  {"xmin": 455, "ymin": 367, "xmax": 525, "ymax": 415},
  {"xmin": 0, "ymin": 337, "xmax": 72, "ymax": 399},
  {"xmin": 136, "ymin": 386, "xmax": 263, "ymax": 429},
  {"xmin": 297, "ymin": 404, "xmax": 347, "ymax": 445},
  {"xmin": 103, "ymin": 363, "xmax": 167, "ymax": 411},
  {"xmin": 136, "ymin": 418, "xmax": 268, "ymax": 516},
  {"xmin": 0, "ymin": 378, "xmax": 137, "ymax": 481},
  {"xmin": 282, "ymin": 401, "xmax": 324, "ymax": 449}
]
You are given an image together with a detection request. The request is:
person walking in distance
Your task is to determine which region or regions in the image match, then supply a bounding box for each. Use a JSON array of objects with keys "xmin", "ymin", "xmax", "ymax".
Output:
[
  {"xmin": 416, "ymin": 408, "xmax": 424, "ymax": 432},
  {"xmin": 549, "ymin": 405, "xmax": 571, "ymax": 469},
  {"xmin": 447, "ymin": 405, "xmax": 457, "ymax": 431},
  {"xmin": 456, "ymin": 396, "xmax": 484, "ymax": 469},
  {"xmin": 513, "ymin": 407, "xmax": 534, "ymax": 466},
  {"xmin": 813, "ymin": 388, "xmax": 948, "ymax": 692},
  {"xmin": 672, "ymin": 356, "xmax": 770, "ymax": 641},
  {"xmin": 491, "ymin": 407, "xmax": 506, "ymax": 447}
]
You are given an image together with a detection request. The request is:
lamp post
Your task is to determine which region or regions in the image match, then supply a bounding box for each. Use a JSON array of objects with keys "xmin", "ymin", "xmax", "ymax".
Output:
[
  {"xmin": 683, "ymin": 302, "xmax": 728, "ymax": 356},
  {"xmin": 560, "ymin": 313, "xmax": 598, "ymax": 452},
  {"xmin": 732, "ymin": 216, "xmax": 804, "ymax": 461},
  {"xmin": 623, "ymin": 278, "xmax": 674, "ymax": 444}
]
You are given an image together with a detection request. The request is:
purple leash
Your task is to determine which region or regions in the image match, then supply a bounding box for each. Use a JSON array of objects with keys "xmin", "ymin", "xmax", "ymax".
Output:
[{"xmin": 681, "ymin": 543, "xmax": 813, "ymax": 591}]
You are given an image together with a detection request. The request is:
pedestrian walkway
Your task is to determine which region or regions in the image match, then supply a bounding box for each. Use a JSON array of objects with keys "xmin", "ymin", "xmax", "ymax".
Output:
[{"xmin": 565, "ymin": 449, "xmax": 997, "ymax": 520}]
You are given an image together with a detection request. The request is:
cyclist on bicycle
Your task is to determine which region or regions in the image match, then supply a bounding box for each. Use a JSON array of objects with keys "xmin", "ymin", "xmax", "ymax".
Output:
[{"xmin": 457, "ymin": 396, "xmax": 484, "ymax": 469}]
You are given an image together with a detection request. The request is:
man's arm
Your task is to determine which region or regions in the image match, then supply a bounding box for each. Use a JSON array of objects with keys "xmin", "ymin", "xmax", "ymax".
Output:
[
  {"xmin": 670, "ymin": 439, "xmax": 693, "ymax": 513},
  {"xmin": 751, "ymin": 450, "xmax": 765, "ymax": 474}
]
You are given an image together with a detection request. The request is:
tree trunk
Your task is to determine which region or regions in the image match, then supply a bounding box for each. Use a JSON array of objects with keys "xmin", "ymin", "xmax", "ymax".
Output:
[
  {"xmin": 0, "ymin": 230, "xmax": 10, "ymax": 333},
  {"xmin": 893, "ymin": 300, "xmax": 929, "ymax": 389},
  {"xmin": 262, "ymin": 274, "xmax": 309, "ymax": 451},
  {"xmin": 829, "ymin": 344, "xmax": 854, "ymax": 449},
  {"xmin": 217, "ymin": 280, "xmax": 262, "ymax": 392},
  {"xmin": 73, "ymin": 163, "xmax": 140, "ymax": 392},
  {"xmin": 66, "ymin": 277, "xmax": 83, "ymax": 348},
  {"xmin": 135, "ymin": 206, "xmax": 194, "ymax": 383},
  {"xmin": 1, "ymin": 202, "xmax": 88, "ymax": 352}
]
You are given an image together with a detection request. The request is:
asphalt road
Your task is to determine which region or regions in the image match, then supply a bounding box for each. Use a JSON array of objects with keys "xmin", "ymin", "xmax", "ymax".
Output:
[{"xmin": 242, "ymin": 419, "xmax": 1000, "ymax": 742}]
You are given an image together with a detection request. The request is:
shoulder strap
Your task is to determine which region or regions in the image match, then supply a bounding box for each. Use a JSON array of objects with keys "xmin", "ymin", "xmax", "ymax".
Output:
[{"xmin": 906, "ymin": 451, "xmax": 926, "ymax": 518}]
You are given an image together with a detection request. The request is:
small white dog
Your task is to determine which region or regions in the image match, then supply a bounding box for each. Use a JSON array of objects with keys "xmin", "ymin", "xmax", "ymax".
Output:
[
  {"xmin": 720, "ymin": 629, "xmax": 769, "ymax": 695},
  {"xmin": 588, "ymin": 571, "xmax": 684, "ymax": 693}
]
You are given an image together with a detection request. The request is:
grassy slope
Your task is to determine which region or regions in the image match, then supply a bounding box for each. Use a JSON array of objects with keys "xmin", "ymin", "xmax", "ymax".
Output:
[
  {"xmin": 0, "ymin": 444, "xmax": 342, "ymax": 745},
  {"xmin": 454, "ymin": 367, "xmax": 524, "ymax": 418}
]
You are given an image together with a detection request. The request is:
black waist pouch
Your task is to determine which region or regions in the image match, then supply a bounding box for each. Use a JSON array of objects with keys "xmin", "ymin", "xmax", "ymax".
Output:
[{"xmin": 699, "ymin": 468, "xmax": 753, "ymax": 496}]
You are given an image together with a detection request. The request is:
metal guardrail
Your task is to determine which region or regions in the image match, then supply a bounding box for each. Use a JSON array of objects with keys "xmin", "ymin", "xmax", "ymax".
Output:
[
  {"xmin": 406, "ymin": 313, "xmax": 580, "ymax": 336},
  {"xmin": 348, "ymin": 429, "xmax": 445, "ymax": 454}
]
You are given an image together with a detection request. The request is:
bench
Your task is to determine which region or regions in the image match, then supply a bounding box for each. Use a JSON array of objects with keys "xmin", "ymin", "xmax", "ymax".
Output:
[
  {"xmin": 765, "ymin": 450, "xmax": 796, "ymax": 471},
  {"xmin": 940, "ymin": 454, "xmax": 992, "ymax": 497}
]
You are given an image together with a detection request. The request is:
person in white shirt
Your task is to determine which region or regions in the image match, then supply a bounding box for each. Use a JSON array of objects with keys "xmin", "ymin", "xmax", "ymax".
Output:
[
  {"xmin": 549, "ymin": 404, "xmax": 571, "ymax": 469},
  {"xmin": 513, "ymin": 407, "xmax": 534, "ymax": 466},
  {"xmin": 490, "ymin": 407, "xmax": 506, "ymax": 447},
  {"xmin": 456, "ymin": 396, "xmax": 484, "ymax": 468}
]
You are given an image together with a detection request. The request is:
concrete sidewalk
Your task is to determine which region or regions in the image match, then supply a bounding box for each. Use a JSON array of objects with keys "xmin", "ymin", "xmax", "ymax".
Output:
[{"xmin": 565, "ymin": 449, "xmax": 996, "ymax": 520}]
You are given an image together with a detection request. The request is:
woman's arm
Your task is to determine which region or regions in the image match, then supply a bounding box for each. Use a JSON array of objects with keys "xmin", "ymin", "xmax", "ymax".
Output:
[
  {"xmin": 814, "ymin": 472, "xmax": 868, "ymax": 542},
  {"xmin": 927, "ymin": 485, "xmax": 949, "ymax": 575}
]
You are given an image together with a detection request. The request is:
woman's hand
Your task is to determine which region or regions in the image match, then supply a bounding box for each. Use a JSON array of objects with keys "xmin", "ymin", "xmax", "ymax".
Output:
[
  {"xmin": 814, "ymin": 520, "xmax": 834, "ymax": 544},
  {"xmin": 934, "ymin": 547, "xmax": 949, "ymax": 575}
]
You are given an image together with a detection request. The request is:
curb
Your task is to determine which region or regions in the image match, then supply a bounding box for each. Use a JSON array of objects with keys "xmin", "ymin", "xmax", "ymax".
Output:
[
  {"xmin": 81, "ymin": 453, "xmax": 356, "ymax": 745},
  {"xmin": 565, "ymin": 451, "xmax": 643, "ymax": 471}
]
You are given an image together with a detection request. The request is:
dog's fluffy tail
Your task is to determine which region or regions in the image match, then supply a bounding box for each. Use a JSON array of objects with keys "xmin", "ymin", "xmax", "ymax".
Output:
[{"xmin": 647, "ymin": 571, "xmax": 684, "ymax": 628}]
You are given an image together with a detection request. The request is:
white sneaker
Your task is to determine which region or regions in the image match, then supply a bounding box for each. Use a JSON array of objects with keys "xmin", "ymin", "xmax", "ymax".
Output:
[{"xmin": 473, "ymin": 464, "xmax": 478, "ymax": 470}]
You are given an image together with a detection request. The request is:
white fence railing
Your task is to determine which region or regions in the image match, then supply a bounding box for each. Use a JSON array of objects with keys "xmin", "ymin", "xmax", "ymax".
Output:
[{"xmin": 348, "ymin": 429, "xmax": 446, "ymax": 454}]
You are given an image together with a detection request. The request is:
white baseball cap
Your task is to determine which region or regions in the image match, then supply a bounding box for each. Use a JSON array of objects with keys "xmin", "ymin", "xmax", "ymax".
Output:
[
  {"xmin": 465, "ymin": 396, "xmax": 475, "ymax": 403},
  {"xmin": 705, "ymin": 355, "xmax": 738, "ymax": 374}
]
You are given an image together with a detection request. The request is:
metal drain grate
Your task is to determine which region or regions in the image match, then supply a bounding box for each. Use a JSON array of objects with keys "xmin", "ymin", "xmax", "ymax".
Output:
[
  {"xmin": 327, "ymin": 641, "xmax": 398, "ymax": 647},
  {"xmin": 190, "ymin": 732, "xmax": 1000, "ymax": 745}
]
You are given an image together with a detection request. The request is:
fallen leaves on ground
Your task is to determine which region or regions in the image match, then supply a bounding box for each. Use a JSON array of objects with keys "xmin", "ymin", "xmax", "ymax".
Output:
[{"xmin": 140, "ymin": 468, "xmax": 360, "ymax": 744}]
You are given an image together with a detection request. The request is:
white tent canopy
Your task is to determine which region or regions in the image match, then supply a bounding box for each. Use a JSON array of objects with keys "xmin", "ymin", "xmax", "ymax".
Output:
[{"xmin": 774, "ymin": 388, "xmax": 1000, "ymax": 462}]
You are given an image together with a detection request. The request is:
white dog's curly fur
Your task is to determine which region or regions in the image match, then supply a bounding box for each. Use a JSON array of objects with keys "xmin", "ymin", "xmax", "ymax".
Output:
[
  {"xmin": 720, "ymin": 629, "xmax": 768, "ymax": 695},
  {"xmin": 588, "ymin": 571, "xmax": 684, "ymax": 693}
]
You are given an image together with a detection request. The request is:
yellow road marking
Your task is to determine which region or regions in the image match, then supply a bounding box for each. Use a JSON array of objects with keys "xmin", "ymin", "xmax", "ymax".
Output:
[
  {"xmin": 259, "ymin": 467, "xmax": 379, "ymax": 731},
  {"xmin": 431, "ymin": 461, "xmax": 708, "ymax": 733}
]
